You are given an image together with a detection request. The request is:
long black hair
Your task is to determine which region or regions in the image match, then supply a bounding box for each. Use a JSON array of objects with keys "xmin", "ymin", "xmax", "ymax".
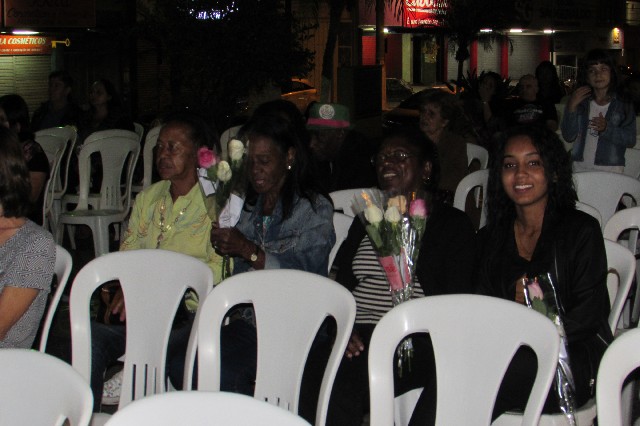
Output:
[
  {"xmin": 486, "ymin": 125, "xmax": 576, "ymax": 230},
  {"xmin": 0, "ymin": 126, "xmax": 32, "ymax": 218},
  {"xmin": 242, "ymin": 111, "xmax": 325, "ymax": 219}
]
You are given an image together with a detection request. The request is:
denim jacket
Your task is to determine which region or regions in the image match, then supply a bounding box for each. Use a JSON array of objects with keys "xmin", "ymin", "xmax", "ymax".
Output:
[
  {"xmin": 233, "ymin": 193, "xmax": 335, "ymax": 277},
  {"xmin": 561, "ymin": 94, "xmax": 636, "ymax": 166}
]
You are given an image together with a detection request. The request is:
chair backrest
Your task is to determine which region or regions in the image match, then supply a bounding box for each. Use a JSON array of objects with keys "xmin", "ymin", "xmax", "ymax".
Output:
[
  {"xmin": 453, "ymin": 169, "xmax": 489, "ymax": 228},
  {"xmin": 466, "ymin": 143, "xmax": 489, "ymax": 169},
  {"xmin": 75, "ymin": 129, "xmax": 140, "ymax": 211},
  {"xmin": 142, "ymin": 125, "xmax": 161, "ymax": 189},
  {"xmin": 576, "ymin": 201, "xmax": 602, "ymax": 228},
  {"xmin": 38, "ymin": 136, "xmax": 67, "ymax": 230},
  {"xmin": 219, "ymin": 125, "xmax": 243, "ymax": 161},
  {"xmin": 0, "ymin": 348, "xmax": 93, "ymax": 426},
  {"xmin": 329, "ymin": 212, "xmax": 354, "ymax": 273},
  {"xmin": 133, "ymin": 122, "xmax": 145, "ymax": 143},
  {"xmin": 105, "ymin": 391, "xmax": 311, "ymax": 426},
  {"xmin": 39, "ymin": 244, "xmax": 73, "ymax": 352},
  {"xmin": 624, "ymin": 148, "xmax": 640, "ymax": 179},
  {"xmin": 35, "ymin": 125, "xmax": 78, "ymax": 196},
  {"xmin": 604, "ymin": 239, "xmax": 636, "ymax": 334},
  {"xmin": 574, "ymin": 171, "xmax": 640, "ymax": 227},
  {"xmin": 70, "ymin": 249, "xmax": 214, "ymax": 409},
  {"xmin": 596, "ymin": 328, "xmax": 640, "ymax": 426},
  {"xmin": 188, "ymin": 269, "xmax": 355, "ymax": 426},
  {"xmin": 368, "ymin": 294, "xmax": 560, "ymax": 426},
  {"xmin": 329, "ymin": 188, "xmax": 366, "ymax": 217}
]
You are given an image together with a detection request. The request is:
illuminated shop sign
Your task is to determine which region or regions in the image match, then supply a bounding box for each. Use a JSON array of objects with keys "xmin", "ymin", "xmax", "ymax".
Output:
[
  {"xmin": 404, "ymin": 0, "xmax": 448, "ymax": 28},
  {"xmin": 0, "ymin": 36, "xmax": 52, "ymax": 55}
]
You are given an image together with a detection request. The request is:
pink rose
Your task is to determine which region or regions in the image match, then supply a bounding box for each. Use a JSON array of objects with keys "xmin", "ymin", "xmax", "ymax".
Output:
[
  {"xmin": 198, "ymin": 147, "xmax": 217, "ymax": 168},
  {"xmin": 409, "ymin": 199, "xmax": 427, "ymax": 217},
  {"xmin": 527, "ymin": 280, "xmax": 544, "ymax": 300}
]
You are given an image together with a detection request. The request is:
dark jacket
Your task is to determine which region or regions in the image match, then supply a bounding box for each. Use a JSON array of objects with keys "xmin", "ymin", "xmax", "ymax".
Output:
[
  {"xmin": 335, "ymin": 200, "xmax": 476, "ymax": 296},
  {"xmin": 476, "ymin": 208, "xmax": 613, "ymax": 402}
]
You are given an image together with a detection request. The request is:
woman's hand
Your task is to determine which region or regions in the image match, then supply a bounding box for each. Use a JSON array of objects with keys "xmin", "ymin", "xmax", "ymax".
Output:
[
  {"xmin": 345, "ymin": 330, "xmax": 365, "ymax": 359},
  {"xmin": 589, "ymin": 112, "xmax": 607, "ymax": 133},
  {"xmin": 210, "ymin": 226, "xmax": 252, "ymax": 258},
  {"xmin": 109, "ymin": 288, "xmax": 127, "ymax": 322},
  {"xmin": 566, "ymin": 85, "xmax": 591, "ymax": 112}
]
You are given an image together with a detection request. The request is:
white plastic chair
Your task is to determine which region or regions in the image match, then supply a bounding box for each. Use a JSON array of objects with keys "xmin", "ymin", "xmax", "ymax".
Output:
[
  {"xmin": 466, "ymin": 143, "xmax": 489, "ymax": 169},
  {"xmin": 38, "ymin": 244, "xmax": 73, "ymax": 352},
  {"xmin": 0, "ymin": 348, "xmax": 93, "ymax": 426},
  {"xmin": 573, "ymin": 171, "xmax": 640, "ymax": 228},
  {"xmin": 575, "ymin": 201, "xmax": 602, "ymax": 228},
  {"xmin": 604, "ymin": 239, "xmax": 636, "ymax": 334},
  {"xmin": 105, "ymin": 391, "xmax": 311, "ymax": 425},
  {"xmin": 329, "ymin": 188, "xmax": 367, "ymax": 217},
  {"xmin": 132, "ymin": 125, "xmax": 160, "ymax": 193},
  {"xmin": 624, "ymin": 148, "xmax": 640, "ymax": 179},
  {"xmin": 368, "ymin": 294, "xmax": 560, "ymax": 426},
  {"xmin": 56, "ymin": 129, "xmax": 140, "ymax": 257},
  {"xmin": 220, "ymin": 124, "xmax": 243, "ymax": 161},
  {"xmin": 329, "ymin": 212, "xmax": 354, "ymax": 273},
  {"xmin": 453, "ymin": 169, "xmax": 489, "ymax": 229},
  {"xmin": 186, "ymin": 269, "xmax": 356, "ymax": 426},
  {"xmin": 37, "ymin": 134, "xmax": 67, "ymax": 231},
  {"xmin": 604, "ymin": 206, "xmax": 640, "ymax": 328},
  {"xmin": 595, "ymin": 328, "xmax": 640, "ymax": 426},
  {"xmin": 133, "ymin": 122, "xmax": 144, "ymax": 143},
  {"xmin": 70, "ymin": 249, "xmax": 215, "ymax": 411}
]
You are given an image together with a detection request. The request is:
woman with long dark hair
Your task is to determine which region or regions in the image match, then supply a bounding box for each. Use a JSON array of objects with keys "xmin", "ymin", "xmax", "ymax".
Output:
[{"xmin": 477, "ymin": 125, "xmax": 611, "ymax": 419}]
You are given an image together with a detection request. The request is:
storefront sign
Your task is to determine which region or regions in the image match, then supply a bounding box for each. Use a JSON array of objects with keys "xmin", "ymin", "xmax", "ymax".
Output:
[
  {"xmin": 4, "ymin": 0, "xmax": 96, "ymax": 28},
  {"xmin": 403, "ymin": 0, "xmax": 448, "ymax": 28},
  {"xmin": 0, "ymin": 36, "xmax": 52, "ymax": 55}
]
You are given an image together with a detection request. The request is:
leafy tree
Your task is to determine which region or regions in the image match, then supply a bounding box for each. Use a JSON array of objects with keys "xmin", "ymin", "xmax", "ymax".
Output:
[
  {"xmin": 137, "ymin": 0, "xmax": 315, "ymax": 127},
  {"xmin": 438, "ymin": 0, "xmax": 515, "ymax": 83}
]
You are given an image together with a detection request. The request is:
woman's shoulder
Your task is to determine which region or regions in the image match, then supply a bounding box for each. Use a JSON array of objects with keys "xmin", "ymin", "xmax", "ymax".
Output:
[
  {"xmin": 555, "ymin": 208, "xmax": 601, "ymax": 233},
  {"xmin": 18, "ymin": 221, "xmax": 55, "ymax": 251},
  {"xmin": 293, "ymin": 193, "xmax": 333, "ymax": 217}
]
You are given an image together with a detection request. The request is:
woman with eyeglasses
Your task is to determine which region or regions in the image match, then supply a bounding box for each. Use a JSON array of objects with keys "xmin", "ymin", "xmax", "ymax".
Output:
[
  {"xmin": 562, "ymin": 49, "xmax": 636, "ymax": 173},
  {"xmin": 312, "ymin": 125, "xmax": 476, "ymax": 426}
]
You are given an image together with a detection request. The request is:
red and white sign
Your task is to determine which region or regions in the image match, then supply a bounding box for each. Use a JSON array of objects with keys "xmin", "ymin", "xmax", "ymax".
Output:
[
  {"xmin": 403, "ymin": 0, "xmax": 449, "ymax": 28},
  {"xmin": 0, "ymin": 36, "xmax": 52, "ymax": 55}
]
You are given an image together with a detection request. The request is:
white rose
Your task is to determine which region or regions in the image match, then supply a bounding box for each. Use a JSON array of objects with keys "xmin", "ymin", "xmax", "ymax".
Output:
[
  {"xmin": 217, "ymin": 161, "xmax": 232, "ymax": 182},
  {"xmin": 384, "ymin": 205, "xmax": 401, "ymax": 223},
  {"xmin": 364, "ymin": 205, "xmax": 383, "ymax": 224},
  {"xmin": 228, "ymin": 139, "xmax": 245, "ymax": 161}
]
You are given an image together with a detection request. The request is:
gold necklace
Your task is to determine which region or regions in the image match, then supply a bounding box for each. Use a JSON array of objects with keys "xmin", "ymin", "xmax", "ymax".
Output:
[{"xmin": 156, "ymin": 195, "xmax": 190, "ymax": 248}]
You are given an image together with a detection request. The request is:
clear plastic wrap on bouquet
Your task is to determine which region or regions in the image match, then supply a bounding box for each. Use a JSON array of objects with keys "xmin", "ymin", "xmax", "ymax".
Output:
[
  {"xmin": 352, "ymin": 188, "xmax": 428, "ymax": 376},
  {"xmin": 523, "ymin": 273, "xmax": 576, "ymax": 426}
]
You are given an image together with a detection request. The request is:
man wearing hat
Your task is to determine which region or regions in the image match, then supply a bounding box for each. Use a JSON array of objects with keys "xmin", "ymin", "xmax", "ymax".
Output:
[{"xmin": 306, "ymin": 103, "xmax": 378, "ymax": 193}]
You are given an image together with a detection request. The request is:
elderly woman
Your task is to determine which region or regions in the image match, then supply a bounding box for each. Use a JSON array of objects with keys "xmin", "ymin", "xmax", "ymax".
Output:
[
  {"xmin": 91, "ymin": 111, "xmax": 224, "ymax": 410},
  {"xmin": 0, "ymin": 126, "xmax": 55, "ymax": 348},
  {"xmin": 319, "ymin": 125, "xmax": 475, "ymax": 426},
  {"xmin": 475, "ymin": 125, "xmax": 611, "ymax": 420},
  {"xmin": 0, "ymin": 94, "xmax": 50, "ymax": 225},
  {"xmin": 419, "ymin": 90, "xmax": 474, "ymax": 203},
  {"xmin": 210, "ymin": 109, "xmax": 335, "ymax": 395}
]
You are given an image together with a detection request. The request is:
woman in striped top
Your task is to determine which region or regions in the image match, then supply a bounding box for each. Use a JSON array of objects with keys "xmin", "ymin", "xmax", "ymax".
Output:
[{"xmin": 324, "ymin": 125, "xmax": 476, "ymax": 425}]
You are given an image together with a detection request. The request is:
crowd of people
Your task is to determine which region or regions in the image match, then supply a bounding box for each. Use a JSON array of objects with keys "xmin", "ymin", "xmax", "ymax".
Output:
[{"xmin": 0, "ymin": 47, "xmax": 637, "ymax": 423}]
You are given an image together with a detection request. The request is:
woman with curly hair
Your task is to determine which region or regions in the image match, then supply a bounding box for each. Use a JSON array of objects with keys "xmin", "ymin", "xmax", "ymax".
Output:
[{"xmin": 476, "ymin": 125, "xmax": 612, "ymax": 420}]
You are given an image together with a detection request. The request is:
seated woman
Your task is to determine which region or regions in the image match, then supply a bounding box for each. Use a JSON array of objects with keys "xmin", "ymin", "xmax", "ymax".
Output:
[
  {"xmin": 0, "ymin": 94, "xmax": 50, "ymax": 225},
  {"xmin": 475, "ymin": 125, "xmax": 612, "ymax": 419},
  {"xmin": 90, "ymin": 111, "xmax": 224, "ymax": 410},
  {"xmin": 210, "ymin": 110, "xmax": 335, "ymax": 394},
  {"xmin": 0, "ymin": 126, "xmax": 55, "ymax": 348},
  {"xmin": 418, "ymin": 90, "xmax": 474, "ymax": 204},
  {"xmin": 320, "ymin": 125, "xmax": 476, "ymax": 426}
]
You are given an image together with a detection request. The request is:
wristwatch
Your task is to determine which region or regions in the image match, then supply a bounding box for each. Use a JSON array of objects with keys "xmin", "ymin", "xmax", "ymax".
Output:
[{"xmin": 250, "ymin": 244, "xmax": 259, "ymax": 262}]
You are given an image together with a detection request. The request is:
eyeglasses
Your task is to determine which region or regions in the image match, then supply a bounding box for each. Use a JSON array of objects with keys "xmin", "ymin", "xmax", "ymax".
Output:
[{"xmin": 372, "ymin": 151, "xmax": 415, "ymax": 165}]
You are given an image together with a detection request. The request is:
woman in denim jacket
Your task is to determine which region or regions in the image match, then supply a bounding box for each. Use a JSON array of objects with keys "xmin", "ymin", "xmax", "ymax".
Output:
[
  {"xmin": 210, "ymin": 106, "xmax": 335, "ymax": 394},
  {"xmin": 561, "ymin": 49, "xmax": 636, "ymax": 173}
]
